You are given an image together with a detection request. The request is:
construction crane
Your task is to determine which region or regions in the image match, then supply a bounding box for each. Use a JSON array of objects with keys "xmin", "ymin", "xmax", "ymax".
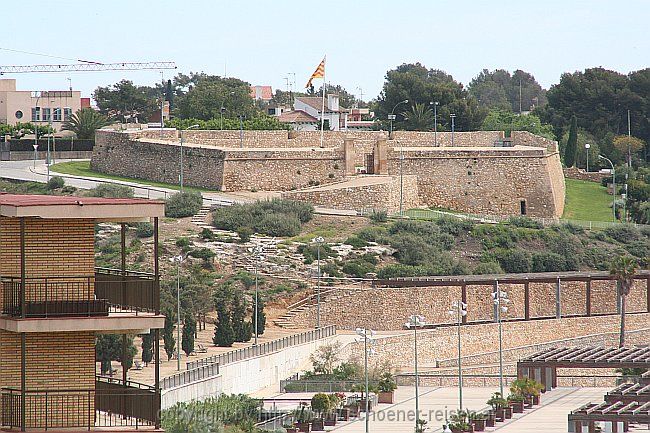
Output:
[{"xmin": 0, "ymin": 61, "xmax": 176, "ymax": 74}]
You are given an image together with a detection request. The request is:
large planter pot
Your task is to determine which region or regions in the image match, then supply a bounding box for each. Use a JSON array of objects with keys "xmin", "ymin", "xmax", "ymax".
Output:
[
  {"xmin": 347, "ymin": 405, "xmax": 359, "ymax": 417},
  {"xmin": 510, "ymin": 400, "xmax": 524, "ymax": 413},
  {"xmin": 324, "ymin": 413, "xmax": 337, "ymax": 426},
  {"xmin": 485, "ymin": 412, "xmax": 496, "ymax": 427},
  {"xmin": 495, "ymin": 408, "xmax": 505, "ymax": 422},
  {"xmin": 532, "ymin": 394, "xmax": 540, "ymax": 406},
  {"xmin": 359, "ymin": 399, "xmax": 373, "ymax": 412},
  {"xmin": 504, "ymin": 406, "xmax": 513, "ymax": 419},
  {"xmin": 338, "ymin": 407, "xmax": 350, "ymax": 421},
  {"xmin": 296, "ymin": 421, "xmax": 311, "ymax": 432},
  {"xmin": 285, "ymin": 428, "xmax": 299, "ymax": 433},
  {"xmin": 472, "ymin": 418, "xmax": 486, "ymax": 431},
  {"xmin": 378, "ymin": 391, "xmax": 394, "ymax": 404},
  {"xmin": 311, "ymin": 418, "xmax": 325, "ymax": 431}
]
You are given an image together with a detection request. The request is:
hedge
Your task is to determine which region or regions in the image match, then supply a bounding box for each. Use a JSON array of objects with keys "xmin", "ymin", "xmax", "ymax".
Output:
[{"xmin": 7, "ymin": 139, "xmax": 94, "ymax": 152}]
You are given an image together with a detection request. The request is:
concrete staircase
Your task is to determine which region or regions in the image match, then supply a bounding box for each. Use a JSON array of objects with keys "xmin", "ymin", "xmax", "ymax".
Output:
[
  {"xmin": 191, "ymin": 206, "xmax": 212, "ymax": 227},
  {"xmin": 274, "ymin": 287, "xmax": 358, "ymax": 329}
]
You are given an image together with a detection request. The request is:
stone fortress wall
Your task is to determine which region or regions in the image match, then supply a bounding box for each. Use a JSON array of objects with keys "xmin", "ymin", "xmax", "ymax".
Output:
[{"xmin": 92, "ymin": 129, "xmax": 565, "ymax": 217}]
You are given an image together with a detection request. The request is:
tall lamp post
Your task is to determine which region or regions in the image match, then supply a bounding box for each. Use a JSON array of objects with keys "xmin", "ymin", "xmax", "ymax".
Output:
[
  {"xmin": 172, "ymin": 254, "xmax": 186, "ymax": 371},
  {"xmin": 599, "ymin": 155, "xmax": 616, "ymax": 221},
  {"xmin": 253, "ymin": 245, "xmax": 264, "ymax": 346},
  {"xmin": 399, "ymin": 142, "xmax": 404, "ymax": 216},
  {"xmin": 406, "ymin": 314, "xmax": 426, "ymax": 430},
  {"xmin": 388, "ymin": 99, "xmax": 408, "ymax": 139},
  {"xmin": 450, "ymin": 114, "xmax": 456, "ymax": 147},
  {"xmin": 492, "ymin": 284, "xmax": 510, "ymax": 396},
  {"xmin": 312, "ymin": 236, "xmax": 324, "ymax": 328},
  {"xmin": 355, "ymin": 327, "xmax": 375, "ymax": 433},
  {"xmin": 584, "ymin": 143, "xmax": 591, "ymax": 172},
  {"xmin": 179, "ymin": 124, "xmax": 200, "ymax": 192},
  {"xmin": 449, "ymin": 300, "xmax": 468, "ymax": 411},
  {"xmin": 430, "ymin": 101, "xmax": 439, "ymax": 146}
]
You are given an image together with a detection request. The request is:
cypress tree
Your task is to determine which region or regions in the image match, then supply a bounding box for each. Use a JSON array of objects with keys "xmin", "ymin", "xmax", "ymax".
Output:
[
  {"xmin": 213, "ymin": 300, "xmax": 235, "ymax": 347},
  {"xmin": 564, "ymin": 115, "xmax": 578, "ymax": 167},
  {"xmin": 162, "ymin": 309, "xmax": 176, "ymax": 361},
  {"xmin": 141, "ymin": 331, "xmax": 153, "ymax": 366},
  {"xmin": 255, "ymin": 295, "xmax": 267, "ymax": 336},
  {"xmin": 232, "ymin": 290, "xmax": 252, "ymax": 342},
  {"xmin": 181, "ymin": 313, "xmax": 197, "ymax": 356}
]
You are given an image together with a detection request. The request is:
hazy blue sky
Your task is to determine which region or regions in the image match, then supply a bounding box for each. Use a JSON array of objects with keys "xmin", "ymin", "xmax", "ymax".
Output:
[{"xmin": 1, "ymin": 0, "xmax": 647, "ymax": 102}]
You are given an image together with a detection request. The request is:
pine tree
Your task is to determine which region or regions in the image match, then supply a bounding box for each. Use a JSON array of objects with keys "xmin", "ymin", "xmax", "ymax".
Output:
[
  {"xmin": 182, "ymin": 313, "xmax": 197, "ymax": 356},
  {"xmin": 564, "ymin": 115, "xmax": 578, "ymax": 167},
  {"xmin": 213, "ymin": 300, "xmax": 235, "ymax": 347},
  {"xmin": 231, "ymin": 290, "xmax": 251, "ymax": 342},
  {"xmin": 162, "ymin": 309, "xmax": 176, "ymax": 361},
  {"xmin": 141, "ymin": 331, "xmax": 153, "ymax": 366},
  {"xmin": 255, "ymin": 295, "xmax": 267, "ymax": 337}
]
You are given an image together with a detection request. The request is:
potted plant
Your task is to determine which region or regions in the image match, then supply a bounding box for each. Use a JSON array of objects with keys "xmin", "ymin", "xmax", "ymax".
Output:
[
  {"xmin": 345, "ymin": 400, "xmax": 359, "ymax": 418},
  {"xmin": 486, "ymin": 392, "xmax": 508, "ymax": 422},
  {"xmin": 378, "ymin": 371, "xmax": 397, "ymax": 404},
  {"xmin": 507, "ymin": 393, "xmax": 525, "ymax": 413},
  {"xmin": 310, "ymin": 393, "xmax": 331, "ymax": 431},
  {"xmin": 295, "ymin": 403, "xmax": 312, "ymax": 432},
  {"xmin": 510, "ymin": 378, "xmax": 543, "ymax": 409},
  {"xmin": 324, "ymin": 394, "xmax": 340, "ymax": 426},
  {"xmin": 449, "ymin": 409, "xmax": 473, "ymax": 432},
  {"xmin": 503, "ymin": 404, "xmax": 513, "ymax": 419},
  {"xmin": 485, "ymin": 410, "xmax": 496, "ymax": 427},
  {"xmin": 283, "ymin": 424, "xmax": 299, "ymax": 433},
  {"xmin": 468, "ymin": 410, "xmax": 486, "ymax": 432}
]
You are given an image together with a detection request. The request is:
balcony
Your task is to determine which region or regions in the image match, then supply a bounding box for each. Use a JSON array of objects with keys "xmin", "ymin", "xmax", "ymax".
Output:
[
  {"xmin": 0, "ymin": 268, "xmax": 164, "ymax": 333},
  {"xmin": 1, "ymin": 376, "xmax": 160, "ymax": 430}
]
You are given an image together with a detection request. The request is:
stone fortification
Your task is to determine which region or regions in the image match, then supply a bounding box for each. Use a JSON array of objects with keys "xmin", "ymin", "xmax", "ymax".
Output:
[
  {"xmin": 287, "ymin": 278, "xmax": 649, "ymax": 330},
  {"xmin": 92, "ymin": 129, "xmax": 565, "ymax": 217}
]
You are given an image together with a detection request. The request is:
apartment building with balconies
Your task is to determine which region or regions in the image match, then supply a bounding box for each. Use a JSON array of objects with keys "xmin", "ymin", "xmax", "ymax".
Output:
[{"xmin": 0, "ymin": 193, "xmax": 165, "ymax": 431}]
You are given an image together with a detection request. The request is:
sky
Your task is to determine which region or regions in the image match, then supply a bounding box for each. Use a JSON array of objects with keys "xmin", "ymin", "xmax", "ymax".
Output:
[{"xmin": 0, "ymin": 0, "xmax": 648, "ymax": 102}]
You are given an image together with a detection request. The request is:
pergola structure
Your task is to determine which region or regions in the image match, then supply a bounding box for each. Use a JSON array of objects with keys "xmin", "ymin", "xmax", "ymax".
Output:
[
  {"xmin": 517, "ymin": 346, "xmax": 650, "ymax": 391},
  {"xmin": 605, "ymin": 383, "xmax": 650, "ymax": 404},
  {"xmin": 568, "ymin": 401, "xmax": 650, "ymax": 432}
]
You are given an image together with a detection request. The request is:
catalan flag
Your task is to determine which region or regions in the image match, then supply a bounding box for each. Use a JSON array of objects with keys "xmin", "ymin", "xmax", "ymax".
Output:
[{"xmin": 305, "ymin": 56, "xmax": 326, "ymax": 88}]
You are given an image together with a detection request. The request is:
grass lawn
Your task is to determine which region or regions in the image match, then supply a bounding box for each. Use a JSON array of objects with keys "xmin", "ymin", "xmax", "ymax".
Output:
[
  {"xmin": 50, "ymin": 160, "xmax": 211, "ymax": 193},
  {"xmin": 563, "ymin": 178, "xmax": 614, "ymax": 222}
]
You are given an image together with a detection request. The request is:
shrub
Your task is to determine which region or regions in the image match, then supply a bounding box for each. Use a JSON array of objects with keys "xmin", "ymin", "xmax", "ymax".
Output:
[
  {"xmin": 257, "ymin": 213, "xmax": 301, "ymax": 237},
  {"xmin": 175, "ymin": 237, "xmax": 191, "ymax": 248},
  {"xmin": 298, "ymin": 243, "xmax": 336, "ymax": 264},
  {"xmin": 212, "ymin": 199, "xmax": 313, "ymax": 237},
  {"xmin": 492, "ymin": 249, "xmax": 532, "ymax": 273},
  {"xmin": 135, "ymin": 222, "xmax": 154, "ymax": 238},
  {"xmin": 507, "ymin": 216, "xmax": 543, "ymax": 229},
  {"xmin": 345, "ymin": 236, "xmax": 368, "ymax": 249},
  {"xmin": 321, "ymin": 262, "xmax": 341, "ymax": 277},
  {"xmin": 46, "ymin": 176, "xmax": 65, "ymax": 190},
  {"xmin": 369, "ymin": 210, "xmax": 388, "ymax": 223},
  {"xmin": 60, "ymin": 185, "xmax": 77, "ymax": 194},
  {"xmin": 356, "ymin": 226, "xmax": 389, "ymax": 243},
  {"xmin": 531, "ymin": 252, "xmax": 568, "ymax": 272},
  {"xmin": 341, "ymin": 259, "xmax": 375, "ymax": 278},
  {"xmin": 88, "ymin": 183, "xmax": 134, "ymax": 198},
  {"xmin": 200, "ymin": 227, "xmax": 216, "ymax": 241},
  {"xmin": 165, "ymin": 191, "xmax": 203, "ymax": 218},
  {"xmin": 473, "ymin": 261, "xmax": 504, "ymax": 275},
  {"xmin": 435, "ymin": 216, "xmax": 474, "ymax": 235},
  {"xmin": 236, "ymin": 226, "xmax": 254, "ymax": 243},
  {"xmin": 189, "ymin": 248, "xmax": 216, "ymax": 260},
  {"xmin": 604, "ymin": 225, "xmax": 642, "ymax": 243}
]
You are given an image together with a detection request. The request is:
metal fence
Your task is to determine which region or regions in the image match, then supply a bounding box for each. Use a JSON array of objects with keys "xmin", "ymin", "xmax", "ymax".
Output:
[
  {"xmin": 395, "ymin": 373, "xmax": 624, "ymax": 388},
  {"xmin": 161, "ymin": 363, "xmax": 220, "ymax": 390},
  {"xmin": 186, "ymin": 325, "xmax": 337, "ymax": 370},
  {"xmin": 280, "ymin": 379, "xmax": 378, "ymax": 393}
]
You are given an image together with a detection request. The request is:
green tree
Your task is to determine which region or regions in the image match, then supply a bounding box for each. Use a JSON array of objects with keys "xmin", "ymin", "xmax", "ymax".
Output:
[
  {"xmin": 468, "ymin": 69, "xmax": 547, "ymax": 112},
  {"xmin": 163, "ymin": 309, "xmax": 176, "ymax": 361},
  {"xmin": 95, "ymin": 334, "xmax": 136, "ymax": 374},
  {"xmin": 93, "ymin": 79, "xmax": 159, "ymax": 122},
  {"xmin": 61, "ymin": 108, "xmax": 110, "ymax": 139},
  {"xmin": 480, "ymin": 109, "xmax": 554, "ymax": 139},
  {"xmin": 609, "ymin": 255, "xmax": 638, "ymax": 347},
  {"xmin": 231, "ymin": 291, "xmax": 251, "ymax": 343},
  {"xmin": 181, "ymin": 312, "xmax": 197, "ymax": 356},
  {"xmin": 141, "ymin": 331, "xmax": 153, "ymax": 366},
  {"xmin": 564, "ymin": 115, "xmax": 578, "ymax": 167},
  {"xmin": 255, "ymin": 295, "xmax": 266, "ymax": 337},
  {"xmin": 401, "ymin": 102, "xmax": 434, "ymax": 131},
  {"xmin": 213, "ymin": 301, "xmax": 235, "ymax": 347}
]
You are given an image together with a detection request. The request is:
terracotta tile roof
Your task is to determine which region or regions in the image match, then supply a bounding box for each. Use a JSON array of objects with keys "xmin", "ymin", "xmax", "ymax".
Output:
[
  {"xmin": 278, "ymin": 110, "xmax": 318, "ymax": 123},
  {"xmin": 0, "ymin": 194, "xmax": 161, "ymax": 207},
  {"xmin": 295, "ymin": 96, "xmax": 346, "ymax": 113},
  {"xmin": 250, "ymin": 85, "xmax": 273, "ymax": 101}
]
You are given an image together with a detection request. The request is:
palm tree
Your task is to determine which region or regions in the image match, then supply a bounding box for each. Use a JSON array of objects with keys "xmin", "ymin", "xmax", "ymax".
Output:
[
  {"xmin": 609, "ymin": 255, "xmax": 638, "ymax": 347},
  {"xmin": 401, "ymin": 103, "xmax": 434, "ymax": 131},
  {"xmin": 62, "ymin": 108, "xmax": 110, "ymax": 139}
]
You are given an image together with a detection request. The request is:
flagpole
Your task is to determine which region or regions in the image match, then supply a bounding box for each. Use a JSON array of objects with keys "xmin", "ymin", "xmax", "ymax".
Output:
[{"xmin": 320, "ymin": 55, "xmax": 326, "ymax": 148}]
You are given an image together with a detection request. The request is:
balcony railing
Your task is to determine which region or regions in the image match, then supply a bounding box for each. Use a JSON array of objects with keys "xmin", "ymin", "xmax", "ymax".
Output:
[
  {"xmin": 1, "ymin": 276, "xmax": 108, "ymax": 318},
  {"xmin": 1, "ymin": 268, "xmax": 159, "ymax": 318},
  {"xmin": 1, "ymin": 377, "xmax": 159, "ymax": 429}
]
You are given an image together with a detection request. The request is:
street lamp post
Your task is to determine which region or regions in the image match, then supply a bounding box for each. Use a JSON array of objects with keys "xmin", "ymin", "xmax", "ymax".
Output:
[
  {"xmin": 389, "ymin": 99, "xmax": 408, "ymax": 139},
  {"xmin": 399, "ymin": 143, "xmax": 404, "ymax": 216},
  {"xmin": 312, "ymin": 236, "xmax": 324, "ymax": 328},
  {"xmin": 585, "ymin": 143, "xmax": 591, "ymax": 172},
  {"xmin": 492, "ymin": 283, "xmax": 510, "ymax": 397},
  {"xmin": 450, "ymin": 114, "xmax": 456, "ymax": 147},
  {"xmin": 253, "ymin": 245, "xmax": 264, "ymax": 346},
  {"xmin": 599, "ymin": 155, "xmax": 616, "ymax": 221},
  {"xmin": 239, "ymin": 115, "xmax": 245, "ymax": 148},
  {"xmin": 448, "ymin": 300, "xmax": 468, "ymax": 411},
  {"xmin": 179, "ymin": 124, "xmax": 200, "ymax": 192},
  {"xmin": 172, "ymin": 254, "xmax": 186, "ymax": 371},
  {"xmin": 406, "ymin": 314, "xmax": 426, "ymax": 430},
  {"xmin": 355, "ymin": 328, "xmax": 375, "ymax": 433},
  {"xmin": 431, "ymin": 101, "xmax": 439, "ymax": 146},
  {"xmin": 32, "ymin": 144, "xmax": 38, "ymax": 169}
]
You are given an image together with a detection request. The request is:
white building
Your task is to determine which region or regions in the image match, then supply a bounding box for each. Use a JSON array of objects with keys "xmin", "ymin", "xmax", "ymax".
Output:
[{"xmin": 293, "ymin": 94, "xmax": 347, "ymax": 131}]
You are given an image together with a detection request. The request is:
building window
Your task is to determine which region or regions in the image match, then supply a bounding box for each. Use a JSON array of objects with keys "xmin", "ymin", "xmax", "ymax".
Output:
[
  {"xmin": 42, "ymin": 108, "xmax": 51, "ymax": 122},
  {"xmin": 64, "ymin": 107, "xmax": 72, "ymax": 120},
  {"xmin": 520, "ymin": 200, "xmax": 527, "ymax": 215},
  {"xmin": 53, "ymin": 108, "xmax": 62, "ymax": 122},
  {"xmin": 15, "ymin": 110, "xmax": 23, "ymax": 120},
  {"xmin": 31, "ymin": 107, "xmax": 40, "ymax": 122}
]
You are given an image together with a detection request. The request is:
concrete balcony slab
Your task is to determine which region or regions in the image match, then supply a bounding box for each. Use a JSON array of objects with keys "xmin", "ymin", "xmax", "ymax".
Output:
[{"xmin": 0, "ymin": 312, "xmax": 164, "ymax": 334}]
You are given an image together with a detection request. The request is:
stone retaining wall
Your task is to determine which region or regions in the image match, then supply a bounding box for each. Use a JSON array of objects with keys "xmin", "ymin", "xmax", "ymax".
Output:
[
  {"xmin": 289, "ymin": 279, "xmax": 649, "ymax": 330},
  {"xmin": 564, "ymin": 167, "xmax": 608, "ymax": 183}
]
